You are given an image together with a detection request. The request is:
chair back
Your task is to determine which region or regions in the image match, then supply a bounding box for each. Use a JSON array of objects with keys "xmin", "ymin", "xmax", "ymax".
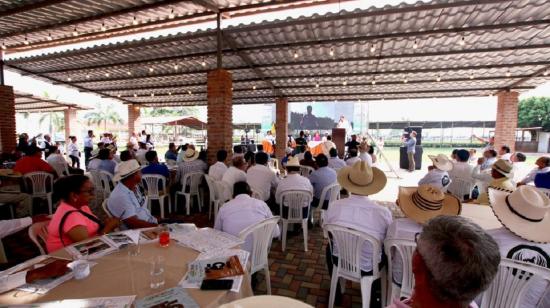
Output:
[
  {"xmin": 268, "ymin": 159, "xmax": 280, "ymax": 171},
  {"xmin": 98, "ymin": 171, "xmax": 114, "ymax": 198},
  {"xmin": 447, "ymin": 177, "xmax": 474, "ymax": 201},
  {"xmin": 204, "ymin": 174, "xmax": 221, "ymax": 201},
  {"xmin": 238, "ymin": 216, "xmax": 280, "ymax": 274},
  {"xmin": 324, "ymin": 223, "xmax": 382, "ymax": 281},
  {"xmin": 23, "ymin": 172, "xmax": 53, "ymax": 195},
  {"xmin": 141, "ymin": 174, "xmax": 167, "ymax": 198},
  {"xmin": 28, "ymin": 220, "xmax": 50, "ymax": 255},
  {"xmin": 318, "ymin": 182, "xmax": 341, "ymax": 209},
  {"xmin": 384, "ymin": 239, "xmax": 417, "ymax": 300},
  {"xmin": 49, "ymin": 161, "xmax": 69, "ymax": 177},
  {"xmin": 280, "ymin": 190, "xmax": 312, "ymax": 222},
  {"xmin": 538, "ymin": 187, "xmax": 550, "ymax": 199},
  {"xmin": 182, "ymin": 172, "xmax": 203, "ymax": 195},
  {"xmin": 165, "ymin": 159, "xmax": 177, "ymax": 167},
  {"xmin": 480, "ymin": 258, "xmax": 550, "ymax": 308},
  {"xmin": 299, "ymin": 165, "xmax": 314, "ymax": 178},
  {"xmin": 102, "ymin": 199, "xmax": 113, "ymax": 218}
]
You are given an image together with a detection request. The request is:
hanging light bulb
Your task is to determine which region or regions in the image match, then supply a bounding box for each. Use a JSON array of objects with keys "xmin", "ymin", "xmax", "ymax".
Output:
[
  {"xmin": 329, "ymin": 47, "xmax": 334, "ymax": 57},
  {"xmin": 201, "ymin": 60, "xmax": 206, "ymax": 67},
  {"xmin": 168, "ymin": 92, "xmax": 172, "ymax": 96},
  {"xmin": 86, "ymin": 74, "xmax": 90, "ymax": 79},
  {"xmin": 506, "ymin": 70, "xmax": 511, "ymax": 77},
  {"xmin": 403, "ymin": 78, "xmax": 408, "ymax": 84},
  {"xmin": 315, "ymin": 82, "xmax": 320, "ymax": 88},
  {"xmin": 1, "ymin": 42, "xmax": 6, "ymax": 50},
  {"xmin": 47, "ymin": 33, "xmax": 53, "ymax": 41},
  {"xmin": 370, "ymin": 44, "xmax": 376, "ymax": 53},
  {"xmin": 105, "ymin": 72, "xmax": 110, "ymax": 77},
  {"xmin": 132, "ymin": 16, "xmax": 138, "ymax": 25},
  {"xmin": 134, "ymin": 93, "xmax": 138, "ymax": 97},
  {"xmin": 24, "ymin": 37, "xmax": 29, "ymax": 45},
  {"xmin": 470, "ymin": 73, "xmax": 474, "ymax": 79},
  {"xmin": 117, "ymin": 94, "xmax": 121, "ymax": 98},
  {"xmin": 543, "ymin": 70, "xmax": 548, "ymax": 76},
  {"xmin": 459, "ymin": 36, "xmax": 466, "ymax": 46},
  {"xmin": 371, "ymin": 77, "xmax": 376, "ymax": 85},
  {"xmin": 413, "ymin": 40, "xmax": 418, "ymax": 49},
  {"xmin": 151, "ymin": 93, "xmax": 154, "ymax": 97},
  {"xmin": 436, "ymin": 75, "xmax": 441, "ymax": 82},
  {"xmin": 293, "ymin": 51, "xmax": 299, "ymax": 59},
  {"xmin": 149, "ymin": 67, "xmax": 154, "ymax": 73},
  {"xmin": 67, "ymin": 77, "xmax": 72, "ymax": 81},
  {"xmin": 252, "ymin": 85, "xmax": 257, "ymax": 90},
  {"xmin": 101, "ymin": 23, "xmax": 106, "ymax": 32},
  {"xmin": 342, "ymin": 80, "xmax": 347, "ymax": 86},
  {"xmin": 173, "ymin": 64, "xmax": 179, "ymax": 71},
  {"xmin": 169, "ymin": 9, "xmax": 175, "ymax": 19},
  {"xmin": 72, "ymin": 28, "xmax": 78, "ymax": 36},
  {"xmin": 188, "ymin": 90, "xmax": 192, "ymax": 95},
  {"xmin": 127, "ymin": 71, "xmax": 132, "ymax": 76}
]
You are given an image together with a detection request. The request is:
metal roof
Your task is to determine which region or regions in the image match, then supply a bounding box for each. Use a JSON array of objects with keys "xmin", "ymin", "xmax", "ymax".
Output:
[
  {"xmin": 14, "ymin": 91, "xmax": 91, "ymax": 112},
  {"xmin": 4, "ymin": 0, "xmax": 550, "ymax": 107},
  {"xmin": 0, "ymin": 0, "xmax": 330, "ymax": 52}
]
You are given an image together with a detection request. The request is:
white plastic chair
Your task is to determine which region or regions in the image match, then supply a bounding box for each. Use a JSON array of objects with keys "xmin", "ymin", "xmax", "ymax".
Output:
[
  {"xmin": 165, "ymin": 159, "xmax": 177, "ymax": 167},
  {"xmin": 279, "ymin": 190, "xmax": 312, "ymax": 252},
  {"xmin": 98, "ymin": 171, "xmax": 114, "ymax": 200},
  {"xmin": 447, "ymin": 177, "xmax": 474, "ymax": 201},
  {"xmin": 538, "ymin": 187, "xmax": 550, "ymax": 199},
  {"xmin": 480, "ymin": 258, "xmax": 550, "ymax": 308},
  {"xmin": 23, "ymin": 172, "xmax": 54, "ymax": 215},
  {"xmin": 204, "ymin": 175, "xmax": 222, "ymax": 220},
  {"xmin": 141, "ymin": 174, "xmax": 171, "ymax": 219},
  {"xmin": 238, "ymin": 216, "xmax": 280, "ymax": 295},
  {"xmin": 384, "ymin": 239, "xmax": 417, "ymax": 304},
  {"xmin": 102, "ymin": 199, "xmax": 113, "ymax": 218},
  {"xmin": 28, "ymin": 220, "xmax": 50, "ymax": 255},
  {"xmin": 176, "ymin": 172, "xmax": 203, "ymax": 215},
  {"xmin": 325, "ymin": 224, "xmax": 387, "ymax": 308},
  {"xmin": 89, "ymin": 170, "xmax": 104, "ymax": 208},
  {"xmin": 299, "ymin": 165, "xmax": 315, "ymax": 178},
  {"xmin": 312, "ymin": 182, "xmax": 341, "ymax": 226},
  {"xmin": 49, "ymin": 161, "xmax": 69, "ymax": 178}
]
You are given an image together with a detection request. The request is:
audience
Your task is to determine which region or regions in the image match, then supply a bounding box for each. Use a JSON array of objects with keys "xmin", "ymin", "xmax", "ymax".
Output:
[
  {"xmin": 176, "ymin": 143, "xmax": 189, "ymax": 162},
  {"xmin": 358, "ymin": 139, "xmax": 373, "ymax": 166},
  {"xmin": 308, "ymin": 154, "xmax": 337, "ymax": 210},
  {"xmin": 328, "ymin": 148, "xmax": 346, "ymax": 170},
  {"xmin": 275, "ymin": 157, "xmax": 313, "ymax": 218},
  {"xmin": 13, "ymin": 145, "xmax": 56, "ymax": 176},
  {"xmin": 535, "ymin": 171, "xmax": 550, "ymax": 189},
  {"xmin": 322, "ymin": 135, "xmax": 336, "ymax": 156},
  {"xmin": 119, "ymin": 150, "xmax": 133, "ymax": 162},
  {"xmin": 517, "ymin": 156, "xmax": 550, "ymax": 186},
  {"xmin": 214, "ymin": 181, "xmax": 280, "ymax": 253},
  {"xmin": 164, "ymin": 143, "xmax": 178, "ymax": 162},
  {"xmin": 0, "ymin": 257, "xmax": 69, "ymax": 294},
  {"xmin": 67, "ymin": 136, "xmax": 80, "ymax": 169},
  {"xmin": 222, "ymin": 156, "xmax": 248, "ymax": 201},
  {"xmin": 510, "ymin": 152, "xmax": 530, "ymax": 184},
  {"xmin": 449, "ymin": 149, "xmax": 473, "ymax": 181},
  {"xmin": 418, "ymin": 154, "xmax": 453, "ymax": 190},
  {"xmin": 468, "ymin": 148, "xmax": 478, "ymax": 164},
  {"xmin": 86, "ymin": 149, "xmax": 101, "ymax": 171},
  {"xmin": 345, "ymin": 134, "xmax": 360, "ymax": 151},
  {"xmin": 232, "ymin": 144, "xmax": 245, "ymax": 160},
  {"xmin": 108, "ymin": 160, "xmax": 158, "ymax": 229},
  {"xmin": 46, "ymin": 175, "xmax": 119, "ymax": 252},
  {"xmin": 246, "ymin": 152, "xmax": 279, "ymax": 202},
  {"xmin": 498, "ymin": 145, "xmax": 512, "ymax": 161},
  {"xmin": 209, "ymin": 149, "xmax": 228, "ymax": 181},
  {"xmin": 299, "ymin": 151, "xmax": 317, "ymax": 169},
  {"xmin": 244, "ymin": 150, "xmax": 256, "ymax": 171},
  {"xmin": 141, "ymin": 151, "xmax": 169, "ymax": 178},
  {"xmin": 135, "ymin": 142, "xmax": 148, "ymax": 165},
  {"xmin": 345, "ymin": 148, "xmax": 361, "ymax": 166},
  {"xmin": 97, "ymin": 148, "xmax": 116, "ymax": 175},
  {"xmin": 473, "ymin": 159, "xmax": 514, "ymax": 204},
  {"xmin": 480, "ymin": 149, "xmax": 498, "ymax": 171},
  {"xmin": 176, "ymin": 147, "xmax": 207, "ymax": 185}
]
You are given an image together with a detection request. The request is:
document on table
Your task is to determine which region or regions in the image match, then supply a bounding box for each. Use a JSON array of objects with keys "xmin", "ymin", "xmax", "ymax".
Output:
[
  {"xmin": 105, "ymin": 230, "xmax": 140, "ymax": 248},
  {"xmin": 3, "ymin": 295, "xmax": 136, "ymax": 307},
  {"xmin": 65, "ymin": 236, "xmax": 118, "ymax": 260},
  {"xmin": 134, "ymin": 287, "xmax": 198, "ymax": 308},
  {"xmin": 172, "ymin": 228, "xmax": 244, "ymax": 252}
]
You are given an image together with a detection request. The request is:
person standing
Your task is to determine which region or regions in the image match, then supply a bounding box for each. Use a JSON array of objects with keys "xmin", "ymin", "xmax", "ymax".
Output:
[
  {"xmin": 83, "ymin": 130, "xmax": 94, "ymax": 170},
  {"xmin": 403, "ymin": 131, "xmax": 417, "ymax": 172},
  {"xmin": 67, "ymin": 136, "xmax": 80, "ymax": 169}
]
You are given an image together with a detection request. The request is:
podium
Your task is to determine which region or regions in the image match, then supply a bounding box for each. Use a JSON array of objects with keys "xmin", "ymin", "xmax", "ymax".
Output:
[
  {"xmin": 399, "ymin": 146, "xmax": 423, "ymax": 170},
  {"xmin": 332, "ymin": 128, "xmax": 346, "ymax": 158}
]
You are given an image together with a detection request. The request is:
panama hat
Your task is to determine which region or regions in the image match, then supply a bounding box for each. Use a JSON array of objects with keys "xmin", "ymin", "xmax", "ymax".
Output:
[
  {"xmin": 337, "ymin": 161, "xmax": 386, "ymax": 196},
  {"xmin": 492, "ymin": 159, "xmax": 513, "ymax": 177},
  {"xmin": 398, "ymin": 185, "xmax": 462, "ymax": 225},
  {"xmin": 113, "ymin": 159, "xmax": 141, "ymax": 182},
  {"xmin": 489, "ymin": 185, "xmax": 550, "ymax": 243},
  {"xmin": 182, "ymin": 148, "xmax": 199, "ymax": 162},
  {"xmin": 428, "ymin": 154, "xmax": 453, "ymax": 171},
  {"xmin": 90, "ymin": 148, "xmax": 100, "ymax": 158},
  {"xmin": 286, "ymin": 156, "xmax": 301, "ymax": 168}
]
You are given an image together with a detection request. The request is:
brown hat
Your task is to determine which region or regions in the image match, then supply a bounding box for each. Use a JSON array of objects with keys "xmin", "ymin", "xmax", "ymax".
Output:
[
  {"xmin": 492, "ymin": 159, "xmax": 512, "ymax": 177},
  {"xmin": 398, "ymin": 185, "xmax": 462, "ymax": 225},
  {"xmin": 337, "ymin": 161, "xmax": 386, "ymax": 196}
]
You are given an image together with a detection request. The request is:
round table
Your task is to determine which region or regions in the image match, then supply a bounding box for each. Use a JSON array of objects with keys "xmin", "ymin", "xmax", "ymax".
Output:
[{"xmin": 0, "ymin": 242, "xmax": 253, "ymax": 307}]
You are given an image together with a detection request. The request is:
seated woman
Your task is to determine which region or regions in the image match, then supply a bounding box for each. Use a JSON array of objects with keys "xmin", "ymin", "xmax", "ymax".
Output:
[{"xmin": 46, "ymin": 175, "xmax": 119, "ymax": 253}]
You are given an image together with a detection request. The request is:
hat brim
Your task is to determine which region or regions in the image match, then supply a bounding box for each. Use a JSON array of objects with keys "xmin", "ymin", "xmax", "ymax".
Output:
[
  {"xmin": 337, "ymin": 166, "xmax": 387, "ymax": 196},
  {"xmin": 398, "ymin": 186, "xmax": 462, "ymax": 225},
  {"xmin": 489, "ymin": 188, "xmax": 550, "ymax": 243},
  {"xmin": 182, "ymin": 151, "xmax": 199, "ymax": 162},
  {"xmin": 113, "ymin": 166, "xmax": 141, "ymax": 182},
  {"xmin": 428, "ymin": 155, "xmax": 453, "ymax": 171}
]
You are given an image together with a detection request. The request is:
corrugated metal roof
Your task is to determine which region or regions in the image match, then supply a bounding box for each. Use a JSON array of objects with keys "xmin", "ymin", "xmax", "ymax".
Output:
[
  {"xmin": 14, "ymin": 91, "xmax": 91, "ymax": 112},
  {"xmin": 4, "ymin": 0, "xmax": 550, "ymax": 106}
]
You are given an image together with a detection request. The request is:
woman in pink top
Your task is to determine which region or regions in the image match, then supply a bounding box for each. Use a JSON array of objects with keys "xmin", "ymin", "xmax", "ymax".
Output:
[{"xmin": 46, "ymin": 175, "xmax": 119, "ymax": 253}]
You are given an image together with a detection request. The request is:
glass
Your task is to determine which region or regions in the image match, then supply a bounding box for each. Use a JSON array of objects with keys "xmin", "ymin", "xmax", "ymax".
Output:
[
  {"xmin": 149, "ymin": 256, "xmax": 165, "ymax": 289},
  {"xmin": 159, "ymin": 225, "xmax": 170, "ymax": 248},
  {"xmin": 128, "ymin": 241, "xmax": 140, "ymax": 257}
]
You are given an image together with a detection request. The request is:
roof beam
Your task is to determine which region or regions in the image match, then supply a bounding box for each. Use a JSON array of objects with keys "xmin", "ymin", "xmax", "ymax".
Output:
[
  {"xmin": 0, "ymin": 0, "xmax": 69, "ymax": 18},
  {"xmin": 191, "ymin": 0, "xmax": 219, "ymax": 13},
  {"xmin": 498, "ymin": 65, "xmax": 550, "ymax": 92}
]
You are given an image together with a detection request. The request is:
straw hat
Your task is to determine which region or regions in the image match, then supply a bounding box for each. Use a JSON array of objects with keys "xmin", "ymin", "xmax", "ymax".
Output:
[
  {"xmin": 113, "ymin": 159, "xmax": 141, "ymax": 182},
  {"xmin": 182, "ymin": 148, "xmax": 199, "ymax": 162},
  {"xmin": 428, "ymin": 154, "xmax": 453, "ymax": 171},
  {"xmin": 337, "ymin": 161, "xmax": 386, "ymax": 196},
  {"xmin": 286, "ymin": 156, "xmax": 300, "ymax": 168},
  {"xmin": 492, "ymin": 159, "xmax": 513, "ymax": 177},
  {"xmin": 90, "ymin": 148, "xmax": 100, "ymax": 158},
  {"xmin": 398, "ymin": 185, "xmax": 462, "ymax": 225},
  {"xmin": 489, "ymin": 186, "xmax": 550, "ymax": 243}
]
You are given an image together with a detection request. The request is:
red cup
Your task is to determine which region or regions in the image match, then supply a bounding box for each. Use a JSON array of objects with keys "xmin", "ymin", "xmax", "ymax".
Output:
[{"xmin": 159, "ymin": 230, "xmax": 170, "ymax": 247}]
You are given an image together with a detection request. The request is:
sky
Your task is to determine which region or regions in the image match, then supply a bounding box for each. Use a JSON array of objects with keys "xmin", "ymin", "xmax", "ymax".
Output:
[{"xmin": 3, "ymin": 0, "xmax": 550, "ymax": 133}]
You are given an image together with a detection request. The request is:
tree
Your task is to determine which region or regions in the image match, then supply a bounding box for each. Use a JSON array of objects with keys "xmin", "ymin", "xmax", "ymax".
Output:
[
  {"xmin": 39, "ymin": 112, "xmax": 65, "ymax": 135},
  {"xmin": 142, "ymin": 106, "xmax": 199, "ymax": 117},
  {"xmin": 518, "ymin": 97, "xmax": 550, "ymax": 131},
  {"xmin": 84, "ymin": 103, "xmax": 124, "ymax": 131}
]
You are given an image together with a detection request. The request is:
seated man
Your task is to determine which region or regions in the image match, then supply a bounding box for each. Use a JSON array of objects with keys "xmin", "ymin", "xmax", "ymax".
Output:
[
  {"xmin": 480, "ymin": 149, "xmax": 498, "ymax": 171},
  {"xmin": 345, "ymin": 134, "xmax": 360, "ymax": 152},
  {"xmin": 498, "ymin": 145, "xmax": 512, "ymax": 161},
  {"xmin": 108, "ymin": 160, "xmax": 158, "ymax": 229},
  {"xmin": 135, "ymin": 142, "xmax": 148, "ymax": 165},
  {"xmin": 87, "ymin": 149, "xmax": 101, "ymax": 171},
  {"xmin": 246, "ymin": 152, "xmax": 279, "ymax": 202},
  {"xmin": 275, "ymin": 157, "xmax": 313, "ymax": 217},
  {"xmin": 97, "ymin": 148, "xmax": 116, "ymax": 175},
  {"xmin": 164, "ymin": 143, "xmax": 178, "ymax": 162},
  {"xmin": 488, "ymin": 186, "xmax": 550, "ymax": 308},
  {"xmin": 176, "ymin": 147, "xmax": 207, "ymax": 184},
  {"xmin": 299, "ymin": 151, "xmax": 317, "ymax": 169},
  {"xmin": 388, "ymin": 216, "xmax": 500, "ymax": 308},
  {"xmin": 518, "ymin": 156, "xmax": 550, "ymax": 186},
  {"xmin": 449, "ymin": 149, "xmax": 473, "ymax": 181},
  {"xmin": 308, "ymin": 154, "xmax": 337, "ymax": 210},
  {"xmin": 209, "ymin": 149, "xmax": 228, "ymax": 181},
  {"xmin": 328, "ymin": 148, "xmax": 346, "ymax": 170},
  {"xmin": 141, "ymin": 151, "xmax": 169, "ymax": 178},
  {"xmin": 325, "ymin": 161, "xmax": 391, "ymax": 305},
  {"xmin": 345, "ymin": 148, "xmax": 361, "ymax": 166},
  {"xmin": 418, "ymin": 154, "xmax": 453, "ymax": 190},
  {"xmin": 322, "ymin": 135, "xmax": 336, "ymax": 157},
  {"xmin": 511, "ymin": 152, "xmax": 531, "ymax": 184},
  {"xmin": 472, "ymin": 159, "xmax": 514, "ymax": 205},
  {"xmin": 221, "ymin": 156, "xmax": 247, "ymax": 201},
  {"xmin": 214, "ymin": 181, "xmax": 280, "ymax": 253},
  {"xmin": 13, "ymin": 145, "xmax": 56, "ymax": 176}
]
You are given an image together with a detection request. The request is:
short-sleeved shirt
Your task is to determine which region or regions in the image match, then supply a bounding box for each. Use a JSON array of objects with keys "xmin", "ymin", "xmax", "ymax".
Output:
[
  {"xmin": 328, "ymin": 157, "xmax": 346, "ymax": 170},
  {"xmin": 209, "ymin": 161, "xmax": 228, "ymax": 181},
  {"xmin": 309, "ymin": 167, "xmax": 337, "ymax": 199},
  {"xmin": 275, "ymin": 173, "xmax": 313, "ymax": 206},
  {"xmin": 13, "ymin": 156, "xmax": 55, "ymax": 175},
  {"xmin": 108, "ymin": 182, "xmax": 157, "ymax": 229},
  {"xmin": 98, "ymin": 159, "xmax": 116, "ymax": 175},
  {"xmin": 142, "ymin": 163, "xmax": 170, "ymax": 178},
  {"xmin": 345, "ymin": 140, "xmax": 360, "ymax": 151},
  {"xmin": 46, "ymin": 202, "xmax": 100, "ymax": 253},
  {"xmin": 164, "ymin": 151, "xmax": 177, "ymax": 161}
]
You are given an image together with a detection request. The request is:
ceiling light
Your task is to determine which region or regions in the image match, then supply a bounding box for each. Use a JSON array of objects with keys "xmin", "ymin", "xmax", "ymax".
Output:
[
  {"xmin": 127, "ymin": 71, "xmax": 132, "ymax": 76},
  {"xmin": 174, "ymin": 64, "xmax": 179, "ymax": 70},
  {"xmin": 169, "ymin": 9, "xmax": 175, "ymax": 19},
  {"xmin": 168, "ymin": 92, "xmax": 172, "ymax": 96},
  {"xmin": 134, "ymin": 93, "xmax": 138, "ymax": 97},
  {"xmin": 47, "ymin": 33, "xmax": 53, "ymax": 41},
  {"xmin": 329, "ymin": 47, "xmax": 334, "ymax": 57},
  {"xmin": 543, "ymin": 70, "xmax": 548, "ymax": 76},
  {"xmin": 470, "ymin": 73, "xmax": 474, "ymax": 79},
  {"xmin": 459, "ymin": 36, "xmax": 466, "ymax": 46},
  {"xmin": 24, "ymin": 37, "xmax": 29, "ymax": 45},
  {"xmin": 151, "ymin": 93, "xmax": 154, "ymax": 97},
  {"xmin": 413, "ymin": 40, "xmax": 418, "ymax": 49},
  {"xmin": 132, "ymin": 16, "xmax": 138, "ymax": 25},
  {"xmin": 67, "ymin": 77, "xmax": 72, "ymax": 81},
  {"xmin": 101, "ymin": 23, "xmax": 106, "ymax": 32},
  {"xmin": 371, "ymin": 77, "xmax": 376, "ymax": 85},
  {"xmin": 315, "ymin": 83, "xmax": 319, "ymax": 88},
  {"xmin": 117, "ymin": 94, "xmax": 121, "ymax": 98},
  {"xmin": 188, "ymin": 90, "xmax": 192, "ymax": 95},
  {"xmin": 252, "ymin": 85, "xmax": 257, "ymax": 90},
  {"xmin": 342, "ymin": 81, "xmax": 347, "ymax": 86},
  {"xmin": 86, "ymin": 74, "xmax": 90, "ymax": 79},
  {"xmin": 293, "ymin": 51, "xmax": 299, "ymax": 59},
  {"xmin": 506, "ymin": 70, "xmax": 511, "ymax": 77},
  {"xmin": 370, "ymin": 44, "xmax": 376, "ymax": 53},
  {"xmin": 1, "ymin": 42, "xmax": 6, "ymax": 50},
  {"xmin": 403, "ymin": 78, "xmax": 408, "ymax": 83},
  {"xmin": 105, "ymin": 72, "xmax": 110, "ymax": 77},
  {"xmin": 436, "ymin": 75, "xmax": 441, "ymax": 82},
  {"xmin": 201, "ymin": 61, "xmax": 206, "ymax": 67},
  {"xmin": 72, "ymin": 28, "xmax": 78, "ymax": 36}
]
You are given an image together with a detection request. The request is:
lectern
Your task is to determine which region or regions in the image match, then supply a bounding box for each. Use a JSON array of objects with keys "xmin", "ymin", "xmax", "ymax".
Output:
[{"xmin": 332, "ymin": 128, "xmax": 346, "ymax": 158}]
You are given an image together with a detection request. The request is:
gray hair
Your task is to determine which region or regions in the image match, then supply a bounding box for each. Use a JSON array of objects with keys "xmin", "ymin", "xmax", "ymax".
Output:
[{"xmin": 417, "ymin": 216, "xmax": 500, "ymax": 304}]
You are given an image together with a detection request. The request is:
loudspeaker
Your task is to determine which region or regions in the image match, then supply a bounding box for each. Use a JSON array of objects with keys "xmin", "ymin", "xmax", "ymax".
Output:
[
  {"xmin": 399, "ymin": 146, "xmax": 423, "ymax": 170},
  {"xmin": 404, "ymin": 126, "xmax": 423, "ymax": 146}
]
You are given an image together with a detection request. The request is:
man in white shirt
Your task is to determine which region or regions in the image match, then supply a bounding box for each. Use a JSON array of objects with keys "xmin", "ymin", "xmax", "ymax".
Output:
[
  {"xmin": 472, "ymin": 159, "xmax": 515, "ymax": 204},
  {"xmin": 418, "ymin": 154, "xmax": 452, "ymax": 190},
  {"xmin": 83, "ymin": 130, "xmax": 94, "ymax": 170},
  {"xmin": 345, "ymin": 148, "xmax": 361, "ymax": 166},
  {"xmin": 511, "ymin": 152, "xmax": 532, "ymax": 184},
  {"xmin": 246, "ymin": 152, "xmax": 279, "ymax": 202},
  {"xmin": 449, "ymin": 149, "xmax": 474, "ymax": 181},
  {"xmin": 480, "ymin": 149, "xmax": 497, "ymax": 171},
  {"xmin": 221, "ymin": 156, "xmax": 247, "ymax": 201},
  {"xmin": 324, "ymin": 161, "xmax": 391, "ymax": 306},
  {"xmin": 214, "ymin": 181, "xmax": 280, "ymax": 253},
  {"xmin": 275, "ymin": 157, "xmax": 313, "ymax": 218},
  {"xmin": 135, "ymin": 142, "xmax": 148, "ymax": 165},
  {"xmin": 86, "ymin": 149, "xmax": 101, "ymax": 171},
  {"xmin": 322, "ymin": 135, "xmax": 336, "ymax": 157},
  {"xmin": 498, "ymin": 145, "xmax": 512, "ymax": 161},
  {"xmin": 208, "ymin": 150, "xmax": 228, "ymax": 181},
  {"xmin": 265, "ymin": 130, "xmax": 275, "ymax": 144},
  {"xmin": 328, "ymin": 148, "xmax": 346, "ymax": 170},
  {"xmin": 518, "ymin": 156, "xmax": 550, "ymax": 185},
  {"xmin": 358, "ymin": 139, "xmax": 373, "ymax": 167}
]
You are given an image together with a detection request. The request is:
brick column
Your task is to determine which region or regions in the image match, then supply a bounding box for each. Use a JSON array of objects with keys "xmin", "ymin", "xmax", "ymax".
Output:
[
  {"xmin": 0, "ymin": 85, "xmax": 16, "ymax": 153},
  {"xmin": 275, "ymin": 97, "xmax": 288, "ymax": 165},
  {"xmin": 494, "ymin": 91, "xmax": 519, "ymax": 152},
  {"xmin": 207, "ymin": 69, "xmax": 233, "ymax": 165},
  {"xmin": 64, "ymin": 107, "xmax": 79, "ymax": 139},
  {"xmin": 128, "ymin": 104, "xmax": 141, "ymax": 139}
]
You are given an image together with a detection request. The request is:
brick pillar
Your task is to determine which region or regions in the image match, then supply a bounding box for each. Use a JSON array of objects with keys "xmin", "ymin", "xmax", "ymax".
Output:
[
  {"xmin": 64, "ymin": 107, "xmax": 79, "ymax": 139},
  {"xmin": 128, "ymin": 104, "xmax": 141, "ymax": 140},
  {"xmin": 207, "ymin": 69, "xmax": 233, "ymax": 165},
  {"xmin": 275, "ymin": 97, "xmax": 288, "ymax": 165},
  {"xmin": 0, "ymin": 85, "xmax": 16, "ymax": 153},
  {"xmin": 494, "ymin": 91, "xmax": 519, "ymax": 152}
]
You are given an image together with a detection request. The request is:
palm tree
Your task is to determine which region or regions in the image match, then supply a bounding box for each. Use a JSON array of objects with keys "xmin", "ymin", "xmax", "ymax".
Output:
[
  {"xmin": 39, "ymin": 112, "xmax": 65, "ymax": 135},
  {"xmin": 84, "ymin": 103, "xmax": 124, "ymax": 131}
]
